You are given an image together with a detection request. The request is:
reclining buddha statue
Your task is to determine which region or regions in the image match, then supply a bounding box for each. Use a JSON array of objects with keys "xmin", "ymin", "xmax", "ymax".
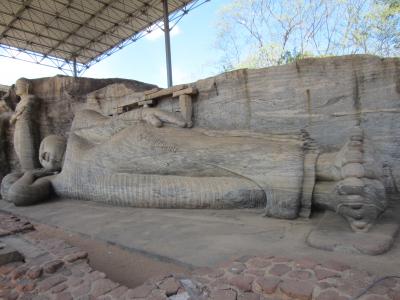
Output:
[{"xmin": 1, "ymin": 104, "xmax": 387, "ymax": 233}]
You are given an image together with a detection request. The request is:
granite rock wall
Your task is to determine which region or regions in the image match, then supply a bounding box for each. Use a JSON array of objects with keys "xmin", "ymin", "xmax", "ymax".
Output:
[
  {"xmin": 158, "ymin": 55, "xmax": 400, "ymax": 191},
  {"xmin": 4, "ymin": 55, "xmax": 400, "ymax": 191},
  {"xmin": 6, "ymin": 76, "xmax": 156, "ymax": 172}
]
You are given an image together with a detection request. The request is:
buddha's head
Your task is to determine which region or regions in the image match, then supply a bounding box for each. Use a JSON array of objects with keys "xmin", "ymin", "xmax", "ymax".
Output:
[
  {"xmin": 15, "ymin": 78, "xmax": 31, "ymax": 97},
  {"xmin": 39, "ymin": 135, "xmax": 67, "ymax": 172}
]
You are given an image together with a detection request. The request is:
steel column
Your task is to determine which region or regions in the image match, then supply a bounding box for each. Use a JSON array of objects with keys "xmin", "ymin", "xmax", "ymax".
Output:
[
  {"xmin": 73, "ymin": 57, "xmax": 77, "ymax": 77},
  {"xmin": 163, "ymin": 0, "xmax": 173, "ymax": 87}
]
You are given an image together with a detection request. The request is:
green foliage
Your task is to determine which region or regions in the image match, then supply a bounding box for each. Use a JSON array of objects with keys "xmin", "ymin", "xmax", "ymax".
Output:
[{"xmin": 215, "ymin": 0, "xmax": 399, "ymax": 71}]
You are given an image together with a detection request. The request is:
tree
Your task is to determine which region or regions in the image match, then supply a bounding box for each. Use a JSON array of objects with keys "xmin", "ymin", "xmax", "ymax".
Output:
[{"xmin": 214, "ymin": 0, "xmax": 400, "ymax": 71}]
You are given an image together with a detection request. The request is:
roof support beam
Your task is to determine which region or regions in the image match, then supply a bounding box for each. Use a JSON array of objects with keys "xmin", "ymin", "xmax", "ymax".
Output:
[
  {"xmin": 0, "ymin": 0, "xmax": 211, "ymax": 75},
  {"xmin": 73, "ymin": 56, "xmax": 77, "ymax": 77},
  {"xmin": 163, "ymin": 0, "xmax": 173, "ymax": 88},
  {"xmin": 0, "ymin": 0, "xmax": 32, "ymax": 39}
]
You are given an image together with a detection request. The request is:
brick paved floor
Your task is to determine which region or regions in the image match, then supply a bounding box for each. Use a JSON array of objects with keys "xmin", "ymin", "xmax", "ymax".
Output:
[{"xmin": 0, "ymin": 211, "xmax": 399, "ymax": 299}]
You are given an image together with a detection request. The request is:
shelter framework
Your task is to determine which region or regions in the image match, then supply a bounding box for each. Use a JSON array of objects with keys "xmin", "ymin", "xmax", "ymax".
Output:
[{"xmin": 0, "ymin": 0, "xmax": 209, "ymax": 76}]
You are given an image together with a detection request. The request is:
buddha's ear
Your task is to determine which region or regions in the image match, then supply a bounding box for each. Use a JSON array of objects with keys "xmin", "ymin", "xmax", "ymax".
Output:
[{"xmin": 41, "ymin": 152, "xmax": 49, "ymax": 162}]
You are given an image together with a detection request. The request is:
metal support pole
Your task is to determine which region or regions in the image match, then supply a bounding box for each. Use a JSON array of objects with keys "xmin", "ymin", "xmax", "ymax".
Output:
[
  {"xmin": 73, "ymin": 57, "xmax": 77, "ymax": 78},
  {"xmin": 163, "ymin": 0, "xmax": 173, "ymax": 87}
]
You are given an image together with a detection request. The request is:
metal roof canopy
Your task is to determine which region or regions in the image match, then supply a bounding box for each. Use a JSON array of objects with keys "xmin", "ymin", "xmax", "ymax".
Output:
[{"xmin": 0, "ymin": 0, "xmax": 209, "ymax": 80}]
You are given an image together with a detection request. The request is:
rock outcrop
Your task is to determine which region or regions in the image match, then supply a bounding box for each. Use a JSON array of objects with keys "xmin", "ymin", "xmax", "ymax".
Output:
[
  {"xmin": 159, "ymin": 55, "xmax": 400, "ymax": 191},
  {"xmin": 1, "ymin": 55, "xmax": 399, "ymax": 235},
  {"xmin": 3, "ymin": 76, "xmax": 156, "ymax": 171}
]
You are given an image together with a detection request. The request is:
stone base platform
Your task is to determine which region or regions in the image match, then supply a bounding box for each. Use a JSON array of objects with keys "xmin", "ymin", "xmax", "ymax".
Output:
[
  {"xmin": 306, "ymin": 205, "xmax": 400, "ymax": 255},
  {"xmin": 1, "ymin": 210, "xmax": 400, "ymax": 300},
  {"xmin": 0, "ymin": 198, "xmax": 399, "ymax": 276}
]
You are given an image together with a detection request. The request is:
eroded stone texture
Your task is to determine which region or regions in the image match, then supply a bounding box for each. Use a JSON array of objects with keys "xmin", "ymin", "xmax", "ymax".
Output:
[
  {"xmin": 182, "ymin": 55, "xmax": 400, "ymax": 192},
  {"xmin": 1, "ymin": 55, "xmax": 399, "ymax": 236},
  {"xmin": 2, "ymin": 109, "xmax": 388, "ymax": 233},
  {"xmin": 0, "ymin": 210, "xmax": 399, "ymax": 299},
  {"xmin": 11, "ymin": 78, "xmax": 41, "ymax": 171},
  {"xmin": 3, "ymin": 76, "xmax": 156, "ymax": 172}
]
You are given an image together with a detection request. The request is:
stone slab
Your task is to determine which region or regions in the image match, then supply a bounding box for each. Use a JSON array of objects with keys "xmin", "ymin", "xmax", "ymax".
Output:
[
  {"xmin": 2, "ymin": 236, "xmax": 47, "ymax": 259},
  {"xmin": 306, "ymin": 203, "xmax": 400, "ymax": 255},
  {"xmin": 0, "ymin": 198, "xmax": 400, "ymax": 276},
  {"xmin": 0, "ymin": 242, "xmax": 23, "ymax": 265}
]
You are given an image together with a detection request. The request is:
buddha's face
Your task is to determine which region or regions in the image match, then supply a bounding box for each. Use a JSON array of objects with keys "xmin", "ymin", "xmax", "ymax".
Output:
[
  {"xmin": 15, "ymin": 78, "xmax": 30, "ymax": 97},
  {"xmin": 39, "ymin": 135, "xmax": 67, "ymax": 172}
]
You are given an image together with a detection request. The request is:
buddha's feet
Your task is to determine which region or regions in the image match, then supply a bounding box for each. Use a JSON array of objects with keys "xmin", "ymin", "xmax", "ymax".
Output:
[{"xmin": 314, "ymin": 126, "xmax": 387, "ymax": 232}]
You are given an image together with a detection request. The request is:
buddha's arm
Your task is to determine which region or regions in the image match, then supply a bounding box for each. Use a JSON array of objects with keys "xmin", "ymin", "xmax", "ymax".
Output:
[
  {"xmin": 10, "ymin": 105, "xmax": 25, "ymax": 125},
  {"xmin": 72, "ymin": 107, "xmax": 187, "ymax": 131},
  {"xmin": 6, "ymin": 170, "xmax": 56, "ymax": 206}
]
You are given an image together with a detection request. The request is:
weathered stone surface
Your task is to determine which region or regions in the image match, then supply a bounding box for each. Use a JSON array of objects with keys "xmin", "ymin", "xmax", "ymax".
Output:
[
  {"xmin": 51, "ymin": 283, "xmax": 68, "ymax": 294},
  {"xmin": 63, "ymin": 251, "xmax": 88, "ymax": 263},
  {"xmin": 211, "ymin": 288, "xmax": 237, "ymax": 300},
  {"xmin": 106, "ymin": 285, "xmax": 129, "ymax": 298},
  {"xmin": 127, "ymin": 283, "xmax": 154, "ymax": 298},
  {"xmin": 55, "ymin": 292, "xmax": 73, "ymax": 300},
  {"xmin": 10, "ymin": 265, "xmax": 28, "ymax": 280},
  {"xmin": 314, "ymin": 268, "xmax": 340, "ymax": 281},
  {"xmin": 228, "ymin": 262, "xmax": 247, "ymax": 274},
  {"xmin": 316, "ymin": 290, "xmax": 348, "ymax": 300},
  {"xmin": 288, "ymin": 270, "xmax": 312, "ymax": 280},
  {"xmin": 43, "ymin": 259, "xmax": 64, "ymax": 273},
  {"xmin": 0, "ymin": 213, "xmax": 34, "ymax": 236},
  {"xmin": 91, "ymin": 278, "xmax": 119, "ymax": 297},
  {"xmin": 307, "ymin": 210, "xmax": 400, "ymax": 255},
  {"xmin": 228, "ymin": 275, "xmax": 254, "ymax": 292},
  {"xmin": 2, "ymin": 56, "xmax": 398, "ymax": 246},
  {"xmin": 11, "ymin": 78, "xmax": 41, "ymax": 171},
  {"xmin": 363, "ymin": 295, "xmax": 390, "ymax": 300},
  {"xmin": 186, "ymin": 55, "xmax": 400, "ymax": 189},
  {"xmin": 1, "ymin": 76, "xmax": 155, "ymax": 172},
  {"xmin": 15, "ymin": 278, "xmax": 36, "ymax": 292},
  {"xmin": 71, "ymin": 280, "xmax": 91, "ymax": 297},
  {"xmin": 252, "ymin": 276, "xmax": 280, "ymax": 294},
  {"xmin": 158, "ymin": 277, "xmax": 180, "ymax": 296},
  {"xmin": 245, "ymin": 269, "xmax": 265, "ymax": 277},
  {"xmin": 0, "ymin": 243, "xmax": 23, "ymax": 266},
  {"xmin": 37, "ymin": 275, "xmax": 67, "ymax": 292},
  {"xmin": 293, "ymin": 258, "xmax": 318, "ymax": 270},
  {"xmin": 208, "ymin": 269, "xmax": 225, "ymax": 278},
  {"xmin": 0, "ymin": 215, "xmax": 397, "ymax": 300},
  {"xmin": 246, "ymin": 258, "xmax": 271, "ymax": 269},
  {"xmin": 279, "ymin": 279, "xmax": 314, "ymax": 300},
  {"xmin": 26, "ymin": 266, "xmax": 43, "ymax": 279},
  {"xmin": 238, "ymin": 292, "xmax": 260, "ymax": 300},
  {"xmin": 322, "ymin": 260, "xmax": 350, "ymax": 272},
  {"xmin": 269, "ymin": 264, "xmax": 291, "ymax": 276}
]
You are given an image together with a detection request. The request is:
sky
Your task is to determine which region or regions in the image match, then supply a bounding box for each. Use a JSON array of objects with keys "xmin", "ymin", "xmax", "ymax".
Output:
[{"xmin": 0, "ymin": 0, "xmax": 230, "ymax": 88}]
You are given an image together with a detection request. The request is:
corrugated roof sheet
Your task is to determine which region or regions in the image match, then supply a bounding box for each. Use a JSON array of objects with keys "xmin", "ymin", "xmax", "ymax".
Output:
[{"xmin": 0, "ymin": 0, "xmax": 206, "ymax": 74}]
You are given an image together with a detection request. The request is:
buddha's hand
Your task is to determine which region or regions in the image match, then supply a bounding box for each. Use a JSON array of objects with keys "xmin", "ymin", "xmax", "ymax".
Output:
[
  {"xmin": 9, "ymin": 106, "xmax": 25, "ymax": 125},
  {"xmin": 141, "ymin": 108, "xmax": 187, "ymax": 128},
  {"xmin": 27, "ymin": 168, "xmax": 59, "ymax": 179}
]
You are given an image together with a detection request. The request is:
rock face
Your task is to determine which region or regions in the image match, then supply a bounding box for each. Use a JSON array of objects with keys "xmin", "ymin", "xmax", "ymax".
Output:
[
  {"xmin": 28, "ymin": 76, "xmax": 156, "ymax": 139},
  {"xmin": 183, "ymin": 55, "xmax": 399, "ymax": 191},
  {"xmin": 1, "ymin": 55, "xmax": 398, "ymax": 235},
  {"xmin": 3, "ymin": 76, "xmax": 156, "ymax": 171}
]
